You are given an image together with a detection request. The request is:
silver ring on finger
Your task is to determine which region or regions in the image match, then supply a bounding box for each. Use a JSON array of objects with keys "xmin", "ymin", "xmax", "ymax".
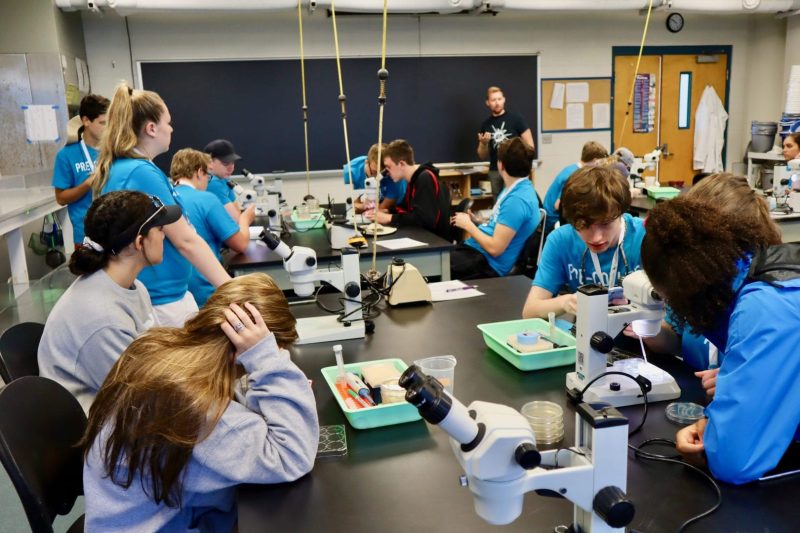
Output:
[{"xmin": 233, "ymin": 321, "xmax": 245, "ymax": 333}]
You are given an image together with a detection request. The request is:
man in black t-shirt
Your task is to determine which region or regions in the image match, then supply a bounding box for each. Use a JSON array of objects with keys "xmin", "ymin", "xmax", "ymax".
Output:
[{"xmin": 477, "ymin": 86, "xmax": 534, "ymax": 198}]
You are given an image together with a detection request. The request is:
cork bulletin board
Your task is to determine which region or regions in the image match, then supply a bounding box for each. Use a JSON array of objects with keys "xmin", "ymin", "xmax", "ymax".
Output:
[{"xmin": 541, "ymin": 77, "xmax": 611, "ymax": 133}]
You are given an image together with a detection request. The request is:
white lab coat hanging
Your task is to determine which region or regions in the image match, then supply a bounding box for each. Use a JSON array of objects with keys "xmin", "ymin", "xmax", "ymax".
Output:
[{"xmin": 693, "ymin": 85, "xmax": 728, "ymax": 173}]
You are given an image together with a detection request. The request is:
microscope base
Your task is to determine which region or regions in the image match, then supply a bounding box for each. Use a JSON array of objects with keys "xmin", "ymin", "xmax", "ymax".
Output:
[
  {"xmin": 295, "ymin": 315, "xmax": 366, "ymax": 345},
  {"xmin": 566, "ymin": 359, "xmax": 681, "ymax": 408}
]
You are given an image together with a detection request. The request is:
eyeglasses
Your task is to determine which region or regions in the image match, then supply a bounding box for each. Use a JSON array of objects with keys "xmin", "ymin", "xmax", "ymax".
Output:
[{"xmin": 137, "ymin": 195, "xmax": 165, "ymax": 237}]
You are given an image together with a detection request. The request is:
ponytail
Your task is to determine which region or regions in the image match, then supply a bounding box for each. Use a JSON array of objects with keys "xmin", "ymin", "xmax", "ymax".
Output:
[{"xmin": 91, "ymin": 84, "xmax": 166, "ymax": 196}]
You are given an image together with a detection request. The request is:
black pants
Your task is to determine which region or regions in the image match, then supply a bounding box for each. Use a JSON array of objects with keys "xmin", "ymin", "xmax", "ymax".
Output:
[{"xmin": 450, "ymin": 244, "xmax": 500, "ymax": 280}]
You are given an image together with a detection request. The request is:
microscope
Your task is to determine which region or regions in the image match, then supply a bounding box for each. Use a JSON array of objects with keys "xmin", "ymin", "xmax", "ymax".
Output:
[
  {"xmin": 260, "ymin": 231, "xmax": 366, "ymax": 344},
  {"xmin": 400, "ymin": 366, "xmax": 635, "ymax": 532},
  {"xmin": 565, "ymin": 270, "xmax": 681, "ymax": 407},
  {"xmin": 628, "ymin": 147, "xmax": 663, "ymax": 188},
  {"xmin": 242, "ymin": 169, "xmax": 284, "ymax": 229}
]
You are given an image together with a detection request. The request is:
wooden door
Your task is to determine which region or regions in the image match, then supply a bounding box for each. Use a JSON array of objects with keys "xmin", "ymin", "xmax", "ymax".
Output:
[
  {"xmin": 660, "ymin": 54, "xmax": 728, "ymax": 185},
  {"xmin": 614, "ymin": 55, "xmax": 662, "ymax": 158}
]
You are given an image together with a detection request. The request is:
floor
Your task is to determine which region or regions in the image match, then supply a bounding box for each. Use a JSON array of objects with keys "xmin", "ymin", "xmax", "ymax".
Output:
[{"xmin": 0, "ymin": 466, "xmax": 84, "ymax": 532}]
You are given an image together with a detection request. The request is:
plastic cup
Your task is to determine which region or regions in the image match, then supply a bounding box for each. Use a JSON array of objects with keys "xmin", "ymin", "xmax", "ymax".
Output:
[
  {"xmin": 521, "ymin": 401, "xmax": 564, "ymax": 445},
  {"xmin": 296, "ymin": 204, "xmax": 311, "ymax": 220},
  {"xmin": 307, "ymin": 198, "xmax": 320, "ymax": 212},
  {"xmin": 379, "ymin": 378, "xmax": 407, "ymax": 405},
  {"xmin": 414, "ymin": 355, "xmax": 457, "ymax": 395}
]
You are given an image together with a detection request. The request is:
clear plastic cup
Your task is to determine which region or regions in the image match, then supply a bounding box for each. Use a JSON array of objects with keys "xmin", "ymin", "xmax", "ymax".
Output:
[
  {"xmin": 521, "ymin": 401, "xmax": 564, "ymax": 445},
  {"xmin": 414, "ymin": 355, "xmax": 457, "ymax": 395},
  {"xmin": 379, "ymin": 378, "xmax": 407, "ymax": 405},
  {"xmin": 296, "ymin": 204, "xmax": 311, "ymax": 220},
  {"xmin": 306, "ymin": 198, "xmax": 320, "ymax": 212}
]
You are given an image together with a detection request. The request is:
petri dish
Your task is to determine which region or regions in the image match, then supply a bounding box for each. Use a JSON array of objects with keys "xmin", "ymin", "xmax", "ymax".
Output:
[{"xmin": 665, "ymin": 402, "xmax": 705, "ymax": 426}]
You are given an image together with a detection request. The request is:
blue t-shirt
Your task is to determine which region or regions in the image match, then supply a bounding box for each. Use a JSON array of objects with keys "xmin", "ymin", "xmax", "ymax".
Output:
[
  {"xmin": 101, "ymin": 158, "xmax": 190, "ymax": 306},
  {"xmin": 52, "ymin": 142, "xmax": 99, "ymax": 244},
  {"xmin": 542, "ymin": 163, "xmax": 579, "ymax": 232},
  {"xmin": 175, "ymin": 184, "xmax": 239, "ymax": 307},
  {"xmin": 343, "ymin": 156, "xmax": 407, "ymax": 201},
  {"xmin": 464, "ymin": 178, "xmax": 539, "ymax": 276},
  {"xmin": 207, "ymin": 175, "xmax": 236, "ymax": 206},
  {"xmin": 702, "ymin": 271, "xmax": 800, "ymax": 484},
  {"xmin": 533, "ymin": 213, "xmax": 645, "ymax": 294}
]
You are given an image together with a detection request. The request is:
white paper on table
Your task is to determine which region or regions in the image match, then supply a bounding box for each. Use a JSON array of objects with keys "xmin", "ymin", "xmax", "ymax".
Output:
[
  {"xmin": 22, "ymin": 105, "xmax": 60, "ymax": 142},
  {"xmin": 565, "ymin": 103, "xmax": 585, "ymax": 130},
  {"xmin": 249, "ymin": 226, "xmax": 265, "ymax": 239},
  {"xmin": 376, "ymin": 237, "xmax": 428, "ymax": 250},
  {"xmin": 549, "ymin": 83, "xmax": 565, "ymax": 110},
  {"xmin": 428, "ymin": 280, "xmax": 485, "ymax": 301},
  {"xmin": 566, "ymin": 82, "xmax": 590, "ymax": 103},
  {"xmin": 592, "ymin": 103, "xmax": 610, "ymax": 129}
]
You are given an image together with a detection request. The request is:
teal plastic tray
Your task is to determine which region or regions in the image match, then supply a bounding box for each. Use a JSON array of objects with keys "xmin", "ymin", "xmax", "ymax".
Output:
[
  {"xmin": 477, "ymin": 318, "xmax": 576, "ymax": 371},
  {"xmin": 291, "ymin": 211, "xmax": 325, "ymax": 229},
  {"xmin": 646, "ymin": 186, "xmax": 680, "ymax": 200},
  {"xmin": 321, "ymin": 358, "xmax": 421, "ymax": 430}
]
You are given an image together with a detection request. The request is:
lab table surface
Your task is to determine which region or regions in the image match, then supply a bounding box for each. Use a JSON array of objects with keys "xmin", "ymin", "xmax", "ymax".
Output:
[
  {"xmin": 237, "ymin": 276, "xmax": 799, "ymax": 533},
  {"xmin": 224, "ymin": 224, "xmax": 453, "ymax": 288}
]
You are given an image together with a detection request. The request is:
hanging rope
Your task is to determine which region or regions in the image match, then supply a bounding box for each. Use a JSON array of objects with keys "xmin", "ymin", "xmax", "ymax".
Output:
[
  {"xmin": 369, "ymin": 0, "xmax": 390, "ymax": 276},
  {"xmin": 297, "ymin": 0, "xmax": 311, "ymax": 197},
  {"xmin": 617, "ymin": 0, "xmax": 654, "ymax": 149},
  {"xmin": 330, "ymin": 0, "xmax": 358, "ymax": 224}
]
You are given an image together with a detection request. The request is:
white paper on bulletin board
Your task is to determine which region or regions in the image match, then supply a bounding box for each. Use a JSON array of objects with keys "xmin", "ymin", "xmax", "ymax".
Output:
[
  {"xmin": 550, "ymin": 82, "xmax": 565, "ymax": 109},
  {"xmin": 592, "ymin": 103, "xmax": 610, "ymax": 129},
  {"xmin": 22, "ymin": 105, "xmax": 60, "ymax": 142},
  {"xmin": 566, "ymin": 82, "xmax": 589, "ymax": 103},
  {"xmin": 566, "ymin": 103, "xmax": 585, "ymax": 129}
]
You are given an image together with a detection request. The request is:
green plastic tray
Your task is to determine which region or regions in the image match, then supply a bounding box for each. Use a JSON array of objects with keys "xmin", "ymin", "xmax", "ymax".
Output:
[
  {"xmin": 477, "ymin": 318, "xmax": 576, "ymax": 371},
  {"xmin": 291, "ymin": 211, "xmax": 325, "ymax": 229},
  {"xmin": 646, "ymin": 186, "xmax": 680, "ymax": 200},
  {"xmin": 320, "ymin": 358, "xmax": 421, "ymax": 430}
]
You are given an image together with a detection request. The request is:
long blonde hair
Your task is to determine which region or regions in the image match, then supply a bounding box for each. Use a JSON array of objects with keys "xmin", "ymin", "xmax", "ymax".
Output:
[
  {"xmin": 81, "ymin": 273, "xmax": 297, "ymax": 507},
  {"xmin": 91, "ymin": 84, "xmax": 166, "ymax": 196}
]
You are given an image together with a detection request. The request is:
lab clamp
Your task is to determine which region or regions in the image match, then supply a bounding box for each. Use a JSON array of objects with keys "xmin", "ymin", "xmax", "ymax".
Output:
[
  {"xmin": 565, "ymin": 270, "xmax": 681, "ymax": 407},
  {"xmin": 260, "ymin": 231, "xmax": 366, "ymax": 344},
  {"xmin": 232, "ymin": 169, "xmax": 285, "ymax": 230},
  {"xmin": 400, "ymin": 366, "xmax": 635, "ymax": 533}
]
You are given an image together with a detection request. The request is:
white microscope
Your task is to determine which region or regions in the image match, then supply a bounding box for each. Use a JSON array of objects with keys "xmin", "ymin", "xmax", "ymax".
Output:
[
  {"xmin": 400, "ymin": 366, "xmax": 635, "ymax": 533},
  {"xmin": 565, "ymin": 270, "xmax": 681, "ymax": 407},
  {"xmin": 242, "ymin": 168, "xmax": 284, "ymax": 230},
  {"xmin": 260, "ymin": 231, "xmax": 366, "ymax": 344},
  {"xmin": 628, "ymin": 147, "xmax": 662, "ymax": 188}
]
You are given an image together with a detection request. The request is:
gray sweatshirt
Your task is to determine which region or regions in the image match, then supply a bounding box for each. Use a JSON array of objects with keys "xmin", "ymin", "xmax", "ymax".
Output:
[
  {"xmin": 83, "ymin": 334, "xmax": 319, "ymax": 532},
  {"xmin": 38, "ymin": 269, "xmax": 156, "ymax": 413}
]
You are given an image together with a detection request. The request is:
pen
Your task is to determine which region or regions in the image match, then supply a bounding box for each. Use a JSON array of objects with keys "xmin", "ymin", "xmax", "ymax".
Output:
[
  {"xmin": 347, "ymin": 388, "xmax": 371, "ymax": 409},
  {"xmin": 446, "ymin": 285, "xmax": 478, "ymax": 293}
]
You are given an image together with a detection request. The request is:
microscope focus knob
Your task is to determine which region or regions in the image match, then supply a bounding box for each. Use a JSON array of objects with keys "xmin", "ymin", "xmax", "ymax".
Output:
[
  {"xmin": 305, "ymin": 257, "xmax": 316, "ymax": 268},
  {"xmin": 593, "ymin": 486, "xmax": 635, "ymax": 528},
  {"xmin": 514, "ymin": 442, "xmax": 541, "ymax": 470},
  {"xmin": 590, "ymin": 332, "xmax": 615, "ymax": 354}
]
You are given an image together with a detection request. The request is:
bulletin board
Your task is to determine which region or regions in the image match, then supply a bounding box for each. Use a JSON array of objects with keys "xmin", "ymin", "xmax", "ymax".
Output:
[{"xmin": 541, "ymin": 77, "xmax": 611, "ymax": 133}]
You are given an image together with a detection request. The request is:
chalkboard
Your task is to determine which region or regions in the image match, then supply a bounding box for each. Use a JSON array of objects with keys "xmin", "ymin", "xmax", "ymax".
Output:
[{"xmin": 140, "ymin": 55, "xmax": 538, "ymax": 173}]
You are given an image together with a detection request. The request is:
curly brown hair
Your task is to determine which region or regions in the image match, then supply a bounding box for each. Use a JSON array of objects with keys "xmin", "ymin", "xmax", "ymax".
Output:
[{"xmin": 641, "ymin": 197, "xmax": 768, "ymax": 333}]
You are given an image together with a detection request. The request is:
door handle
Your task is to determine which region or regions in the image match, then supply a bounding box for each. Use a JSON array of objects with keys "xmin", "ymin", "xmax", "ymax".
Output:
[{"xmin": 658, "ymin": 143, "xmax": 672, "ymax": 159}]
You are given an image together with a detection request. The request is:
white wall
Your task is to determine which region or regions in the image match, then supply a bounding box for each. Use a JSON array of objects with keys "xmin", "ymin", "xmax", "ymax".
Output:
[{"xmin": 82, "ymin": 9, "xmax": 789, "ymax": 201}]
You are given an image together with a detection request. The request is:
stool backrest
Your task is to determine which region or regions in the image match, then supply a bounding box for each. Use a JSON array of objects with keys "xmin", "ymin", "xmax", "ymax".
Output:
[{"xmin": 0, "ymin": 322, "xmax": 45, "ymax": 383}]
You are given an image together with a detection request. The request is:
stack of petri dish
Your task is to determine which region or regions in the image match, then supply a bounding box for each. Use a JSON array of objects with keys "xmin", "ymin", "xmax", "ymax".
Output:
[{"xmin": 520, "ymin": 401, "xmax": 564, "ymax": 446}]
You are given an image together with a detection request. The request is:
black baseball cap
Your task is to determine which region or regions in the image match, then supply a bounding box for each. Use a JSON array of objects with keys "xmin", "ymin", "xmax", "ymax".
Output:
[
  {"xmin": 108, "ymin": 195, "xmax": 183, "ymax": 254},
  {"xmin": 204, "ymin": 139, "xmax": 241, "ymax": 164}
]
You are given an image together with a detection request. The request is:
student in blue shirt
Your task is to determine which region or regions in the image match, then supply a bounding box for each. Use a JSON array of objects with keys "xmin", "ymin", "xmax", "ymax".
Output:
[
  {"xmin": 91, "ymin": 84, "xmax": 231, "ymax": 327},
  {"xmin": 450, "ymin": 138, "xmax": 539, "ymax": 279},
  {"xmin": 170, "ymin": 148, "xmax": 255, "ymax": 306},
  {"xmin": 344, "ymin": 143, "xmax": 407, "ymax": 213},
  {"xmin": 204, "ymin": 139, "xmax": 243, "ymax": 222},
  {"xmin": 642, "ymin": 197, "xmax": 800, "ymax": 485},
  {"xmin": 52, "ymin": 94, "xmax": 110, "ymax": 246},
  {"xmin": 541, "ymin": 141, "xmax": 608, "ymax": 232},
  {"xmin": 626, "ymin": 174, "xmax": 781, "ymax": 384},
  {"xmin": 523, "ymin": 164, "xmax": 645, "ymax": 319}
]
